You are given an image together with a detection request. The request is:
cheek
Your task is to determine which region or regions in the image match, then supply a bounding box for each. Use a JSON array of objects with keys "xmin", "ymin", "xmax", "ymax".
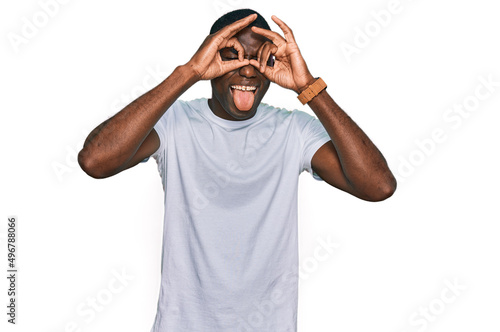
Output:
[
  {"xmin": 259, "ymin": 80, "xmax": 271, "ymax": 96},
  {"xmin": 214, "ymin": 83, "xmax": 234, "ymax": 106},
  {"xmin": 211, "ymin": 80, "xmax": 227, "ymax": 97}
]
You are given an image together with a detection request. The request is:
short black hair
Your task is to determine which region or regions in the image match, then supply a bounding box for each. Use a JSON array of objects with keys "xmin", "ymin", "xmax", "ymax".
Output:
[{"xmin": 210, "ymin": 8, "xmax": 270, "ymax": 35}]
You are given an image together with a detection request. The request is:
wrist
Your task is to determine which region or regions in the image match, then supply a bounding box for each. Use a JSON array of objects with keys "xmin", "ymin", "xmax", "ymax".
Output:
[
  {"xmin": 179, "ymin": 63, "xmax": 202, "ymax": 83},
  {"xmin": 295, "ymin": 74, "xmax": 316, "ymax": 94},
  {"xmin": 155, "ymin": 65, "xmax": 199, "ymax": 95}
]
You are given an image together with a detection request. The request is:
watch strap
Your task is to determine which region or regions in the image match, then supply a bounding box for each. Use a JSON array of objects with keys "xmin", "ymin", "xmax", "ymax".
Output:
[{"xmin": 297, "ymin": 78, "xmax": 327, "ymax": 105}]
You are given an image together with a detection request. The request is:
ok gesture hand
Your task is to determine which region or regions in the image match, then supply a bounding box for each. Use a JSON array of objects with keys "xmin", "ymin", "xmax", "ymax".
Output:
[
  {"xmin": 250, "ymin": 16, "xmax": 315, "ymax": 94},
  {"xmin": 187, "ymin": 14, "xmax": 257, "ymax": 80}
]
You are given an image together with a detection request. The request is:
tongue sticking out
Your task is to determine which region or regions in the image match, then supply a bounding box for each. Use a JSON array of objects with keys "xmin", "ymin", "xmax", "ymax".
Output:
[{"xmin": 232, "ymin": 89, "xmax": 255, "ymax": 111}]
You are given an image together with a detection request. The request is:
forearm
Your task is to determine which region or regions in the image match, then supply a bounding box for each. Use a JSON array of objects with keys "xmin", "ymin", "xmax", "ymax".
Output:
[
  {"xmin": 78, "ymin": 65, "xmax": 198, "ymax": 176},
  {"xmin": 249, "ymin": 15, "xmax": 396, "ymax": 199},
  {"xmin": 308, "ymin": 89, "xmax": 396, "ymax": 197}
]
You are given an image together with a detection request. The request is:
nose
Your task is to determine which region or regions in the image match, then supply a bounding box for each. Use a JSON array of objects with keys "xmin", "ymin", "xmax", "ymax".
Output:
[
  {"xmin": 238, "ymin": 55, "xmax": 258, "ymax": 78},
  {"xmin": 239, "ymin": 63, "xmax": 257, "ymax": 78}
]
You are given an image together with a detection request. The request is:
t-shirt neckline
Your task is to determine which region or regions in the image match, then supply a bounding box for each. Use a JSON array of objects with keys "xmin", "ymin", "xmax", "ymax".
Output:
[{"xmin": 199, "ymin": 98, "xmax": 262, "ymax": 129}]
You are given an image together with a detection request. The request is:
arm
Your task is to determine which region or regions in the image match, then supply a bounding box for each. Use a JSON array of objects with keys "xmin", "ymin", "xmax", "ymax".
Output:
[
  {"xmin": 78, "ymin": 67, "xmax": 196, "ymax": 178},
  {"xmin": 251, "ymin": 16, "xmax": 396, "ymax": 201},
  {"xmin": 78, "ymin": 14, "xmax": 258, "ymax": 179},
  {"xmin": 306, "ymin": 89, "xmax": 397, "ymax": 202}
]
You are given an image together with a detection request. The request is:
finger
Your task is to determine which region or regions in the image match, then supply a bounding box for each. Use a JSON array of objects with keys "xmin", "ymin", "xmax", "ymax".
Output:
[
  {"xmin": 251, "ymin": 26, "xmax": 286, "ymax": 47},
  {"xmin": 271, "ymin": 15, "xmax": 296, "ymax": 43},
  {"xmin": 255, "ymin": 43, "xmax": 268, "ymax": 72},
  {"xmin": 223, "ymin": 37, "xmax": 245, "ymax": 61},
  {"xmin": 221, "ymin": 59, "xmax": 251, "ymax": 75},
  {"xmin": 258, "ymin": 43, "xmax": 277, "ymax": 73},
  {"xmin": 217, "ymin": 13, "xmax": 257, "ymax": 40},
  {"xmin": 249, "ymin": 59, "xmax": 273, "ymax": 79}
]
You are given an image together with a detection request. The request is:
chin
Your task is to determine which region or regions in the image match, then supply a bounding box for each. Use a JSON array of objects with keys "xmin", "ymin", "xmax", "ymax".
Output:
[
  {"xmin": 224, "ymin": 95, "xmax": 260, "ymax": 120},
  {"xmin": 226, "ymin": 105, "xmax": 258, "ymax": 120}
]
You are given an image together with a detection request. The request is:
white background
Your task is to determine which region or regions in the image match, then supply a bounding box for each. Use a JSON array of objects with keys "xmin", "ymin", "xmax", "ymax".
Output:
[{"xmin": 1, "ymin": 0, "xmax": 499, "ymax": 331}]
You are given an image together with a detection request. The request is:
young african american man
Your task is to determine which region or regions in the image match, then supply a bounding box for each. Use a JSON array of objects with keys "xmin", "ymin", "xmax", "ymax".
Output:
[{"xmin": 78, "ymin": 9, "xmax": 397, "ymax": 332}]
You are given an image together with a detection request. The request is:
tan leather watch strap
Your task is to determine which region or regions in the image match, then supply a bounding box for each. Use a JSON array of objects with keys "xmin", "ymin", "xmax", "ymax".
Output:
[{"xmin": 297, "ymin": 78, "xmax": 327, "ymax": 105}]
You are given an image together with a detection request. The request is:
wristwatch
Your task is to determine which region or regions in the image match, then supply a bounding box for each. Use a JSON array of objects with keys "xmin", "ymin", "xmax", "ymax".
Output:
[{"xmin": 297, "ymin": 78, "xmax": 327, "ymax": 105}]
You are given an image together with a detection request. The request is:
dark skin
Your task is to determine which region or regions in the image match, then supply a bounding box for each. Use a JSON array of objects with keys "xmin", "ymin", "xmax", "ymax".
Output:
[
  {"xmin": 208, "ymin": 28, "xmax": 271, "ymax": 121},
  {"xmin": 78, "ymin": 14, "xmax": 396, "ymax": 201}
]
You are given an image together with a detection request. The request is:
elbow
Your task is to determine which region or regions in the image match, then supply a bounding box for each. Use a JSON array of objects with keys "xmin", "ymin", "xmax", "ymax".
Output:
[
  {"xmin": 365, "ymin": 176, "xmax": 397, "ymax": 202},
  {"xmin": 350, "ymin": 171, "xmax": 397, "ymax": 202},
  {"xmin": 374, "ymin": 181, "xmax": 397, "ymax": 201},
  {"xmin": 78, "ymin": 149, "xmax": 110, "ymax": 179}
]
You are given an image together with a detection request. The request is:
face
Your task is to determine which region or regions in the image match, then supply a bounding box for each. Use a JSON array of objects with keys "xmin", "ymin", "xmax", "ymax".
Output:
[{"xmin": 209, "ymin": 27, "xmax": 272, "ymax": 121}]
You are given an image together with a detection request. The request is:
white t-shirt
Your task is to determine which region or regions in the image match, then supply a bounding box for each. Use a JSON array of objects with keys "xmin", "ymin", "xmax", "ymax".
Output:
[{"xmin": 150, "ymin": 98, "xmax": 330, "ymax": 332}]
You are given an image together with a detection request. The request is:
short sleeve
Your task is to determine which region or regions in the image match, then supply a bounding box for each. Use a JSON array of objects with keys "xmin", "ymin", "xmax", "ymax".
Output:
[
  {"xmin": 150, "ymin": 100, "xmax": 182, "ymax": 161},
  {"xmin": 151, "ymin": 114, "xmax": 167, "ymax": 161},
  {"xmin": 148, "ymin": 101, "xmax": 181, "ymax": 191},
  {"xmin": 139, "ymin": 117, "xmax": 166, "ymax": 164},
  {"xmin": 294, "ymin": 111, "xmax": 331, "ymax": 180},
  {"xmin": 138, "ymin": 118, "xmax": 166, "ymax": 164}
]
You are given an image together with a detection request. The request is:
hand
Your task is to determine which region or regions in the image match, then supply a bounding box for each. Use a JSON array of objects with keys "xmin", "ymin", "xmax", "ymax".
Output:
[
  {"xmin": 250, "ymin": 16, "xmax": 315, "ymax": 94},
  {"xmin": 186, "ymin": 14, "xmax": 257, "ymax": 80}
]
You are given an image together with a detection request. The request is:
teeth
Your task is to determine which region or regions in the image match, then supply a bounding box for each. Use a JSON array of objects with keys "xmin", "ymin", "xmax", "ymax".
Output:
[{"xmin": 231, "ymin": 85, "xmax": 257, "ymax": 91}]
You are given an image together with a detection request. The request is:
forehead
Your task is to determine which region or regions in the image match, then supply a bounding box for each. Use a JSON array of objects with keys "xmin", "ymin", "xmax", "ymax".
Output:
[{"xmin": 234, "ymin": 27, "xmax": 272, "ymax": 54}]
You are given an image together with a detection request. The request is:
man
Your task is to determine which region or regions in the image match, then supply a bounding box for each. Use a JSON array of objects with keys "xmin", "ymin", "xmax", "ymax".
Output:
[{"xmin": 78, "ymin": 9, "xmax": 396, "ymax": 332}]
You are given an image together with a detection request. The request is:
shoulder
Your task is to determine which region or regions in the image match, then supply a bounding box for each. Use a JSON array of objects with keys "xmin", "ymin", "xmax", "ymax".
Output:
[
  {"xmin": 255, "ymin": 103, "xmax": 322, "ymax": 136},
  {"xmin": 257, "ymin": 102, "xmax": 295, "ymax": 122},
  {"xmin": 171, "ymin": 98, "xmax": 204, "ymax": 112},
  {"xmin": 260, "ymin": 102, "xmax": 316, "ymax": 118},
  {"xmin": 261, "ymin": 103, "xmax": 319, "ymax": 126},
  {"xmin": 159, "ymin": 98, "xmax": 206, "ymax": 121}
]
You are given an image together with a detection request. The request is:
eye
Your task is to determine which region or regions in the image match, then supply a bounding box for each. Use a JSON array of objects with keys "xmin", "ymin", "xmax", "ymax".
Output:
[
  {"xmin": 267, "ymin": 54, "xmax": 275, "ymax": 67},
  {"xmin": 220, "ymin": 47, "xmax": 238, "ymax": 61}
]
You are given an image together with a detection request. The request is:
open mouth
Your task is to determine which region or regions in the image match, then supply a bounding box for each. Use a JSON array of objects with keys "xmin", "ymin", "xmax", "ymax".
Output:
[{"xmin": 230, "ymin": 85, "xmax": 258, "ymax": 111}]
